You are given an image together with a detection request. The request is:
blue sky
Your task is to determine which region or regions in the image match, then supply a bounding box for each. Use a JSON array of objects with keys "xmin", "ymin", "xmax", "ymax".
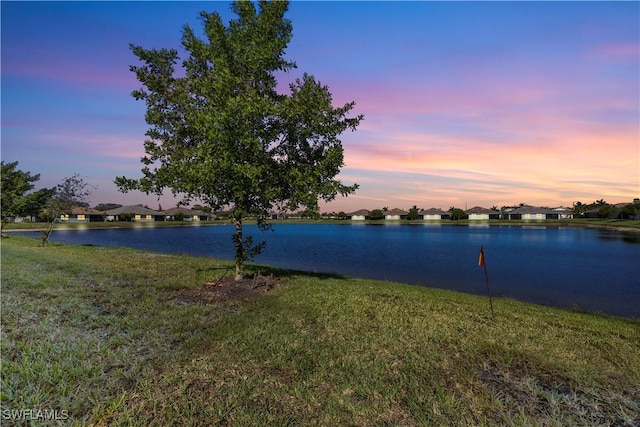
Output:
[{"xmin": 2, "ymin": 1, "xmax": 638, "ymax": 212}]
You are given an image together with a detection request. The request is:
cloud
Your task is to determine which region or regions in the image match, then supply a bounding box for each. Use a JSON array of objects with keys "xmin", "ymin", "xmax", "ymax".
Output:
[
  {"xmin": 586, "ymin": 42, "xmax": 640, "ymax": 63},
  {"xmin": 335, "ymin": 114, "xmax": 639, "ymax": 210},
  {"xmin": 3, "ymin": 54, "xmax": 138, "ymax": 91}
]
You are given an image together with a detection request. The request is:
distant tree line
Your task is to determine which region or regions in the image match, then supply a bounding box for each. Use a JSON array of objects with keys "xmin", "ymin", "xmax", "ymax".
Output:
[
  {"xmin": 321, "ymin": 200, "xmax": 640, "ymax": 221},
  {"xmin": 1, "ymin": 161, "xmax": 94, "ymax": 244},
  {"xmin": 571, "ymin": 200, "xmax": 640, "ymax": 219},
  {"xmin": 3, "ymin": 161, "xmax": 639, "ymax": 230}
]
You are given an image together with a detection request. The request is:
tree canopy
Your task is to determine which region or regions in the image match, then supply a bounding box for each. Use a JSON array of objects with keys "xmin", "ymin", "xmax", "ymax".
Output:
[
  {"xmin": 406, "ymin": 205, "xmax": 420, "ymax": 220},
  {"xmin": 116, "ymin": 1, "xmax": 363, "ymax": 279},
  {"xmin": 369, "ymin": 209, "xmax": 385, "ymax": 220},
  {"xmin": 448, "ymin": 207, "xmax": 466, "ymax": 220},
  {"xmin": 1, "ymin": 161, "xmax": 54, "ymax": 222},
  {"xmin": 40, "ymin": 174, "xmax": 94, "ymax": 246},
  {"xmin": 94, "ymin": 203, "xmax": 123, "ymax": 212}
]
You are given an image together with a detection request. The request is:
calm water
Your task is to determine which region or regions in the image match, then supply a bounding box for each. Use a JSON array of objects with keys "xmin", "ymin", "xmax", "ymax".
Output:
[{"xmin": 20, "ymin": 223, "xmax": 640, "ymax": 318}]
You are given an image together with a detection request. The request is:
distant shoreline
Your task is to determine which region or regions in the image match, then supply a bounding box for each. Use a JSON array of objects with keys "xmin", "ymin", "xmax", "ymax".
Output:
[{"xmin": 3, "ymin": 218, "xmax": 639, "ymax": 233}]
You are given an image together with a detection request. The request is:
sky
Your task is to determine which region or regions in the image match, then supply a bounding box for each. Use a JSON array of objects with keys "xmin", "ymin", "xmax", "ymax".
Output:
[{"xmin": 2, "ymin": 1, "xmax": 639, "ymax": 213}]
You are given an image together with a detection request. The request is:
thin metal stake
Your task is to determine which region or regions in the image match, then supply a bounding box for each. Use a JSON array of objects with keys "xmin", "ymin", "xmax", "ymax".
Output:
[{"xmin": 479, "ymin": 246, "xmax": 495, "ymax": 320}]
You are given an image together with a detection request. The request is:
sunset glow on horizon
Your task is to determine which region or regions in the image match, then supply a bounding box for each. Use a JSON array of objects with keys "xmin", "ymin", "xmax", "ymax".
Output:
[{"xmin": 2, "ymin": 1, "xmax": 638, "ymax": 213}]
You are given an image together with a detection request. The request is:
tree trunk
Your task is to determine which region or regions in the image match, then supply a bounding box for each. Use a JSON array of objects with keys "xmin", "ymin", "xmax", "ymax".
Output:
[
  {"xmin": 40, "ymin": 218, "xmax": 56, "ymax": 246},
  {"xmin": 234, "ymin": 216, "xmax": 244, "ymax": 281}
]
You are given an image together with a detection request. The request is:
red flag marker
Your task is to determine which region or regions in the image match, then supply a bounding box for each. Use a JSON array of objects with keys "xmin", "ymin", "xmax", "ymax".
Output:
[{"xmin": 478, "ymin": 246, "xmax": 494, "ymax": 320}]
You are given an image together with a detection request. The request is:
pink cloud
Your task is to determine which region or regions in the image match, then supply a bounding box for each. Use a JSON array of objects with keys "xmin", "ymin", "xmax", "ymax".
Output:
[
  {"xmin": 5, "ymin": 126, "xmax": 147, "ymax": 163},
  {"xmin": 4, "ymin": 57, "xmax": 138, "ymax": 90},
  {"xmin": 586, "ymin": 42, "xmax": 640, "ymax": 62},
  {"xmin": 334, "ymin": 116, "xmax": 639, "ymax": 211},
  {"xmin": 330, "ymin": 43, "xmax": 637, "ymax": 139}
]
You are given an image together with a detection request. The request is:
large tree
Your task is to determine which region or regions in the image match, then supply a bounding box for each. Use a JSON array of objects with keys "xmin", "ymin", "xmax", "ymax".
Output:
[
  {"xmin": 116, "ymin": 1, "xmax": 362, "ymax": 280},
  {"xmin": 1, "ymin": 161, "xmax": 53, "ymax": 224}
]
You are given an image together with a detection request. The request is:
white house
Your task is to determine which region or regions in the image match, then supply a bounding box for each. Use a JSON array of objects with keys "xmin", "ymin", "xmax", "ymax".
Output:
[
  {"xmin": 60, "ymin": 207, "xmax": 105, "ymax": 223},
  {"xmin": 104, "ymin": 205, "xmax": 166, "ymax": 222},
  {"xmin": 164, "ymin": 207, "xmax": 210, "ymax": 221},
  {"xmin": 418, "ymin": 208, "xmax": 450, "ymax": 220},
  {"xmin": 384, "ymin": 208, "xmax": 408, "ymax": 220},
  {"xmin": 506, "ymin": 206, "xmax": 570, "ymax": 220},
  {"xmin": 466, "ymin": 206, "xmax": 499, "ymax": 220},
  {"xmin": 349, "ymin": 209, "xmax": 371, "ymax": 221},
  {"xmin": 551, "ymin": 207, "xmax": 573, "ymax": 219}
]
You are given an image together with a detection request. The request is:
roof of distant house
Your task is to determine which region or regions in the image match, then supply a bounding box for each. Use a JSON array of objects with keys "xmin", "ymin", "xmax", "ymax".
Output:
[
  {"xmin": 508, "ymin": 206, "xmax": 559, "ymax": 215},
  {"xmin": 419, "ymin": 208, "xmax": 449, "ymax": 215},
  {"xmin": 385, "ymin": 208, "xmax": 408, "ymax": 215},
  {"xmin": 104, "ymin": 205, "xmax": 165, "ymax": 215},
  {"xmin": 164, "ymin": 207, "xmax": 208, "ymax": 216},
  {"xmin": 349, "ymin": 209, "xmax": 371, "ymax": 216},
  {"xmin": 465, "ymin": 206, "xmax": 497, "ymax": 214}
]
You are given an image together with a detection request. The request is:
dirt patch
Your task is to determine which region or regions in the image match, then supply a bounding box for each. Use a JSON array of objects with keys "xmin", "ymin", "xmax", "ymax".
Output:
[
  {"xmin": 478, "ymin": 363, "xmax": 640, "ymax": 425},
  {"xmin": 177, "ymin": 272, "xmax": 283, "ymax": 304}
]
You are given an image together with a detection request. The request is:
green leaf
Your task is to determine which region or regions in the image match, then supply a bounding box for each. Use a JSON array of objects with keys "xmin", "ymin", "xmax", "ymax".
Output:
[{"xmin": 116, "ymin": 0, "xmax": 362, "ymax": 279}]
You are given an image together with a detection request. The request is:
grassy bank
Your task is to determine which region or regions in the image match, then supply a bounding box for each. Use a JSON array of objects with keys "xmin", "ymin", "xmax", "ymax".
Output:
[{"xmin": 1, "ymin": 235, "xmax": 639, "ymax": 426}]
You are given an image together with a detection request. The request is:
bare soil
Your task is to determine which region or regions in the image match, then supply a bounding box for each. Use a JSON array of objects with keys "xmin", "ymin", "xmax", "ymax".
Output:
[{"xmin": 177, "ymin": 272, "xmax": 283, "ymax": 304}]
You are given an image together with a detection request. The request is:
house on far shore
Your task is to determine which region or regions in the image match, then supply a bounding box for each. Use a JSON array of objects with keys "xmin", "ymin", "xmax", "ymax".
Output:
[
  {"xmin": 419, "ymin": 208, "xmax": 451, "ymax": 220},
  {"xmin": 164, "ymin": 207, "xmax": 211, "ymax": 221},
  {"xmin": 551, "ymin": 206, "xmax": 573, "ymax": 219},
  {"xmin": 267, "ymin": 212, "xmax": 287, "ymax": 220},
  {"xmin": 384, "ymin": 208, "xmax": 408, "ymax": 220},
  {"xmin": 104, "ymin": 205, "xmax": 166, "ymax": 222},
  {"xmin": 505, "ymin": 206, "xmax": 572, "ymax": 220},
  {"xmin": 60, "ymin": 207, "xmax": 105, "ymax": 222},
  {"xmin": 466, "ymin": 206, "xmax": 500, "ymax": 220},
  {"xmin": 349, "ymin": 209, "xmax": 371, "ymax": 220}
]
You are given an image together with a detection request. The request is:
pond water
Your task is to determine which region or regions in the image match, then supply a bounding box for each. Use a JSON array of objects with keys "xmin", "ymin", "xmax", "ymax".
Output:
[{"xmin": 20, "ymin": 223, "xmax": 640, "ymax": 318}]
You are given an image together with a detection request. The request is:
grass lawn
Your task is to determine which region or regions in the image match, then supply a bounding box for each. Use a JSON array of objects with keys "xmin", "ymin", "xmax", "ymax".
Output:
[{"xmin": 1, "ymin": 235, "xmax": 639, "ymax": 426}]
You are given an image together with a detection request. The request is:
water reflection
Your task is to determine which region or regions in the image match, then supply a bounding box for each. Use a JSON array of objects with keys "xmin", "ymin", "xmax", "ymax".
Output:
[
  {"xmin": 597, "ymin": 232, "xmax": 640, "ymax": 244},
  {"xmin": 16, "ymin": 224, "xmax": 640, "ymax": 318}
]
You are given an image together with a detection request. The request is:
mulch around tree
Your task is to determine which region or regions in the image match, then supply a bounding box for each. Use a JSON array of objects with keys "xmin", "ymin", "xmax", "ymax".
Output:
[{"xmin": 177, "ymin": 272, "xmax": 283, "ymax": 304}]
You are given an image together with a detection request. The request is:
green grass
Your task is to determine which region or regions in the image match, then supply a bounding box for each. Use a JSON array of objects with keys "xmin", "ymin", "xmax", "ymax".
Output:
[{"xmin": 2, "ymin": 235, "xmax": 639, "ymax": 426}]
